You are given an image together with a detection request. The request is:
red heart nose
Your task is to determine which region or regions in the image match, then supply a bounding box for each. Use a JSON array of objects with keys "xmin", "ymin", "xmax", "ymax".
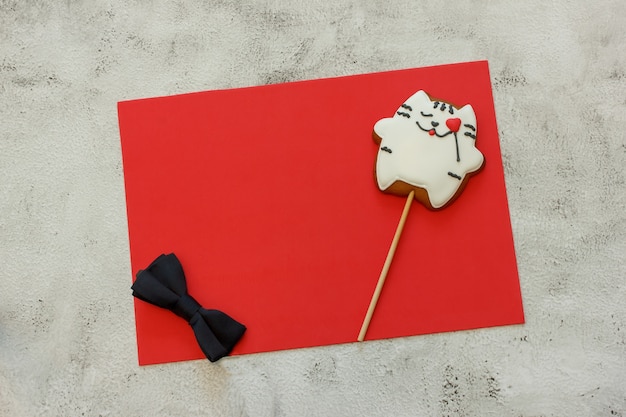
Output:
[{"xmin": 446, "ymin": 118, "xmax": 461, "ymax": 132}]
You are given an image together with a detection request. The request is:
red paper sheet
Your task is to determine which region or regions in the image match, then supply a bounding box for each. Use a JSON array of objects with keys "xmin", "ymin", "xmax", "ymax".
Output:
[{"xmin": 118, "ymin": 61, "xmax": 524, "ymax": 365}]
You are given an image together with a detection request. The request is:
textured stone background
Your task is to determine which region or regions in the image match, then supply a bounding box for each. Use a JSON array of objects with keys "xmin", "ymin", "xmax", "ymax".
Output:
[{"xmin": 1, "ymin": 1, "xmax": 625, "ymax": 416}]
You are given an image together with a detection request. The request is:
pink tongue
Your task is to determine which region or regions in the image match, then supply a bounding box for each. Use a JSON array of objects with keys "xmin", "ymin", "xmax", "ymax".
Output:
[
  {"xmin": 429, "ymin": 129, "xmax": 435, "ymax": 136},
  {"xmin": 446, "ymin": 118, "xmax": 461, "ymax": 132}
]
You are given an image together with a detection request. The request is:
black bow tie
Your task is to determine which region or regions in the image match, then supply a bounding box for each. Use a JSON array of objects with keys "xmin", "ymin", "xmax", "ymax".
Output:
[{"xmin": 131, "ymin": 253, "xmax": 246, "ymax": 362}]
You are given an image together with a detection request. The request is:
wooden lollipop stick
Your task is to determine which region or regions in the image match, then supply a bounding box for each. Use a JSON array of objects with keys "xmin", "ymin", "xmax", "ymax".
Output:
[{"xmin": 358, "ymin": 190, "xmax": 415, "ymax": 342}]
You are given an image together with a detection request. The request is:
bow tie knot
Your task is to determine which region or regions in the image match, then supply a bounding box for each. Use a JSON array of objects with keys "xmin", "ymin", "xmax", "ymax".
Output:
[
  {"xmin": 173, "ymin": 293, "xmax": 201, "ymax": 322},
  {"xmin": 131, "ymin": 254, "xmax": 246, "ymax": 362}
]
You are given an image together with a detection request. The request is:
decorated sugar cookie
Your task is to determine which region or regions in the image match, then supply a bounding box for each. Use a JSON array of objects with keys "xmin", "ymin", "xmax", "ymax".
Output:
[{"xmin": 373, "ymin": 90, "xmax": 484, "ymax": 209}]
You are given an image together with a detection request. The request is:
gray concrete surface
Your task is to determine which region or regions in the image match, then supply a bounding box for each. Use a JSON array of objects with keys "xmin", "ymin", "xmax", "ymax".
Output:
[{"xmin": 1, "ymin": 1, "xmax": 625, "ymax": 416}]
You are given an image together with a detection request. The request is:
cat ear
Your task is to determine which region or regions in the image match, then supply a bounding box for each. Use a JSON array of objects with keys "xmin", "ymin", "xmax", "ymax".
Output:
[
  {"xmin": 456, "ymin": 104, "xmax": 476, "ymax": 125},
  {"xmin": 408, "ymin": 90, "xmax": 431, "ymax": 107}
]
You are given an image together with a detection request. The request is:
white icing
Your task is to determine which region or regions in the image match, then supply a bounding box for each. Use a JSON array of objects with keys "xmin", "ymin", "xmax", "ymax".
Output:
[{"xmin": 374, "ymin": 90, "xmax": 484, "ymax": 209}]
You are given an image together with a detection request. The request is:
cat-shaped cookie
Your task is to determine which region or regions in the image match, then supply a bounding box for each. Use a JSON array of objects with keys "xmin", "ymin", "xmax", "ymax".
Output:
[{"xmin": 373, "ymin": 90, "xmax": 484, "ymax": 209}]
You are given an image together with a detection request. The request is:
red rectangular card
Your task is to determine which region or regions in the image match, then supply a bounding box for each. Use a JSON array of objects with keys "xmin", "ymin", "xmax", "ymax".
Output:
[{"xmin": 118, "ymin": 60, "xmax": 524, "ymax": 365}]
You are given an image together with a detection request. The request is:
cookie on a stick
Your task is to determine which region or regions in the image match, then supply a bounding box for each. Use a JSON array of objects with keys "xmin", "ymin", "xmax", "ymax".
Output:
[{"xmin": 357, "ymin": 90, "xmax": 484, "ymax": 341}]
